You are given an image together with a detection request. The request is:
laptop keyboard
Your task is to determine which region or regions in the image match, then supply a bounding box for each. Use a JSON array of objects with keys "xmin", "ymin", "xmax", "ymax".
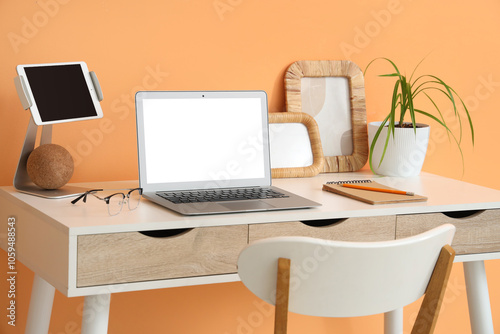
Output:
[{"xmin": 157, "ymin": 188, "xmax": 289, "ymax": 204}]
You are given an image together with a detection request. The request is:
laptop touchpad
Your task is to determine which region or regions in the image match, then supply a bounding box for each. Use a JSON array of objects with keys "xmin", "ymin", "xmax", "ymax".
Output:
[{"xmin": 221, "ymin": 200, "xmax": 275, "ymax": 211}]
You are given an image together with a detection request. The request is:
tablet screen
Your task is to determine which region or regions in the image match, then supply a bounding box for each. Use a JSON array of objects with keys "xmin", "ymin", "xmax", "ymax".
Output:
[{"xmin": 21, "ymin": 63, "xmax": 100, "ymax": 123}]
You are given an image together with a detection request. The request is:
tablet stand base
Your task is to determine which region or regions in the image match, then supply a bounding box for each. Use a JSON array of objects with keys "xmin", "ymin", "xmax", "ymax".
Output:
[{"xmin": 13, "ymin": 116, "xmax": 89, "ymax": 199}]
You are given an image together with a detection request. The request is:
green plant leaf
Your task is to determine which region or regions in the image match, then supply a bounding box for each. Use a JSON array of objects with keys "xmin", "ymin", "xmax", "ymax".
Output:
[
  {"xmin": 364, "ymin": 57, "xmax": 402, "ymax": 78},
  {"xmin": 389, "ymin": 80, "xmax": 399, "ymax": 137},
  {"xmin": 380, "ymin": 73, "xmax": 399, "ymax": 76},
  {"xmin": 423, "ymin": 91, "xmax": 451, "ymax": 142},
  {"xmin": 428, "ymin": 75, "xmax": 458, "ymax": 114},
  {"xmin": 400, "ymin": 77, "xmax": 408, "ymax": 124},
  {"xmin": 406, "ymin": 80, "xmax": 416, "ymax": 132},
  {"xmin": 411, "ymin": 76, "xmax": 439, "ymax": 98},
  {"xmin": 369, "ymin": 115, "xmax": 391, "ymax": 172},
  {"xmin": 409, "ymin": 56, "xmax": 428, "ymax": 82},
  {"xmin": 449, "ymin": 87, "xmax": 475, "ymax": 145},
  {"xmin": 415, "ymin": 109, "xmax": 465, "ymax": 174},
  {"xmin": 420, "ymin": 85, "xmax": 463, "ymax": 143}
]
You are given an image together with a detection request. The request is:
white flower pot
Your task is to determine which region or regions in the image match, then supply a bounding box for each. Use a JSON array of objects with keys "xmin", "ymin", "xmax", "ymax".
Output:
[{"xmin": 368, "ymin": 122, "xmax": 430, "ymax": 177}]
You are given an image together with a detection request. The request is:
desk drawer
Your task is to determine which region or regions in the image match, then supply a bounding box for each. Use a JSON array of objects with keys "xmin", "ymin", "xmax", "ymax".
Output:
[
  {"xmin": 396, "ymin": 210, "xmax": 500, "ymax": 254},
  {"xmin": 77, "ymin": 225, "xmax": 248, "ymax": 287},
  {"xmin": 249, "ymin": 216, "xmax": 396, "ymax": 243}
]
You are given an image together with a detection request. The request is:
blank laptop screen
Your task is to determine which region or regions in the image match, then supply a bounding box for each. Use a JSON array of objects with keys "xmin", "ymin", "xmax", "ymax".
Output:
[{"xmin": 139, "ymin": 94, "xmax": 269, "ymax": 190}]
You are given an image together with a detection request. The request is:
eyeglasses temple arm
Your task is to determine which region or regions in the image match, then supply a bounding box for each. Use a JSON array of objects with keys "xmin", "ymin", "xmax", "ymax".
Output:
[
  {"xmin": 71, "ymin": 189, "xmax": 104, "ymax": 204},
  {"xmin": 71, "ymin": 192, "xmax": 87, "ymax": 204}
]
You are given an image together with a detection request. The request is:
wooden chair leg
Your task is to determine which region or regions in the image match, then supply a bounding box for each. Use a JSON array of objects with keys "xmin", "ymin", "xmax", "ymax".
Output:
[
  {"xmin": 412, "ymin": 244, "xmax": 456, "ymax": 334},
  {"xmin": 275, "ymin": 258, "xmax": 291, "ymax": 334}
]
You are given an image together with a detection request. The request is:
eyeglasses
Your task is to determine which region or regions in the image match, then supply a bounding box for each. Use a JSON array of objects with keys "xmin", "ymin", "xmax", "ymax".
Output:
[{"xmin": 71, "ymin": 188, "xmax": 143, "ymax": 216}]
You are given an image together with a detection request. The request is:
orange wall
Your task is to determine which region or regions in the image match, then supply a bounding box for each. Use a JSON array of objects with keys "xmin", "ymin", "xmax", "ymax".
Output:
[{"xmin": 1, "ymin": 0, "xmax": 499, "ymax": 333}]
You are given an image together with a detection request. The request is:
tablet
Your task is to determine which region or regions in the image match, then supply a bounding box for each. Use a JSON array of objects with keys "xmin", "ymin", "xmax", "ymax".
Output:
[{"xmin": 16, "ymin": 61, "xmax": 103, "ymax": 125}]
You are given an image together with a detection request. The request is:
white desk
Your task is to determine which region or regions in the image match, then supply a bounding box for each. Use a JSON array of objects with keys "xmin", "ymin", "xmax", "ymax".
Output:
[{"xmin": 1, "ymin": 171, "xmax": 500, "ymax": 333}]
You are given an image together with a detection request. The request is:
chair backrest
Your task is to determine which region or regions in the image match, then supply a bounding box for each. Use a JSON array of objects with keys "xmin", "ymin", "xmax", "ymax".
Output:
[{"xmin": 238, "ymin": 224, "xmax": 455, "ymax": 320}]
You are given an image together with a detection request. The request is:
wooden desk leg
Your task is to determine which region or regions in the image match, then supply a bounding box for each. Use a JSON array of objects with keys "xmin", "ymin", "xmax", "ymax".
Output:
[
  {"xmin": 463, "ymin": 260, "xmax": 494, "ymax": 334},
  {"xmin": 384, "ymin": 308, "xmax": 403, "ymax": 334},
  {"xmin": 25, "ymin": 274, "xmax": 55, "ymax": 334},
  {"xmin": 81, "ymin": 293, "xmax": 111, "ymax": 334}
]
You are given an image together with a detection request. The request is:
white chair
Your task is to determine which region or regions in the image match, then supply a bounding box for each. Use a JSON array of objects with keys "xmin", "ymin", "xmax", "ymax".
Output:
[{"xmin": 237, "ymin": 224, "xmax": 456, "ymax": 334}]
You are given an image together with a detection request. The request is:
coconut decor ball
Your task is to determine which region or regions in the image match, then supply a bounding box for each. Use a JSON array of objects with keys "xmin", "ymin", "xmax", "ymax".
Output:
[{"xmin": 27, "ymin": 144, "xmax": 74, "ymax": 190}]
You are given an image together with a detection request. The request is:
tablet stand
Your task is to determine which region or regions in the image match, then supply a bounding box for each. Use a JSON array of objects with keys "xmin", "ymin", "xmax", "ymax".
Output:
[{"xmin": 13, "ymin": 72, "xmax": 103, "ymax": 199}]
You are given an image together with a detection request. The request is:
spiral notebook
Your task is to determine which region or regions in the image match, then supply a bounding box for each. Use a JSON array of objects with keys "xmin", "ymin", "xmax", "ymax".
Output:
[{"xmin": 322, "ymin": 180, "xmax": 427, "ymax": 205}]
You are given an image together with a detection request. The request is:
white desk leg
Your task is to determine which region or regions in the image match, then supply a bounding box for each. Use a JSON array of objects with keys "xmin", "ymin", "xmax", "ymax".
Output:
[
  {"xmin": 384, "ymin": 308, "xmax": 403, "ymax": 334},
  {"xmin": 25, "ymin": 274, "xmax": 55, "ymax": 334},
  {"xmin": 463, "ymin": 260, "xmax": 494, "ymax": 334},
  {"xmin": 81, "ymin": 293, "xmax": 111, "ymax": 334}
]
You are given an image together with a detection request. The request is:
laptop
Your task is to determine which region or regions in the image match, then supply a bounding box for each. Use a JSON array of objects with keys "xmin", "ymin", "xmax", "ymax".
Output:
[{"xmin": 135, "ymin": 90, "xmax": 321, "ymax": 215}]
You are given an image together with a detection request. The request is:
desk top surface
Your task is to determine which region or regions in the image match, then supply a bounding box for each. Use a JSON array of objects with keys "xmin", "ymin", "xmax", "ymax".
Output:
[{"xmin": 2, "ymin": 171, "xmax": 500, "ymax": 235}]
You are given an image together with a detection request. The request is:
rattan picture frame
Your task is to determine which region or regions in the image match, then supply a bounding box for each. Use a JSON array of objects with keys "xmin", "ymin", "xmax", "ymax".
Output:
[
  {"xmin": 269, "ymin": 112, "xmax": 324, "ymax": 178},
  {"xmin": 285, "ymin": 60, "xmax": 368, "ymax": 173}
]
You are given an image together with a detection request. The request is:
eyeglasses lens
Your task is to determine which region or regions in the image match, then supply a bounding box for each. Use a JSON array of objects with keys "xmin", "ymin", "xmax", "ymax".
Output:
[
  {"xmin": 108, "ymin": 193, "xmax": 125, "ymax": 216},
  {"xmin": 128, "ymin": 189, "xmax": 142, "ymax": 211}
]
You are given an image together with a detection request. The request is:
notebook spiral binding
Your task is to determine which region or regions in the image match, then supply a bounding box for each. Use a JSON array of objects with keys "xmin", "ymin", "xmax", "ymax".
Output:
[{"xmin": 326, "ymin": 180, "xmax": 373, "ymax": 185}]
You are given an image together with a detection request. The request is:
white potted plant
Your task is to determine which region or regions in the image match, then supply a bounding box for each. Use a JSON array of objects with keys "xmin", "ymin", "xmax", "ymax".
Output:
[{"xmin": 364, "ymin": 58, "xmax": 474, "ymax": 177}]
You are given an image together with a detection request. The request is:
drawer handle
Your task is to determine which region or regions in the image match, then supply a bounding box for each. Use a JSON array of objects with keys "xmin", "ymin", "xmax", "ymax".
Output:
[
  {"xmin": 442, "ymin": 210, "xmax": 484, "ymax": 219},
  {"xmin": 139, "ymin": 228, "xmax": 193, "ymax": 238},
  {"xmin": 300, "ymin": 218, "xmax": 347, "ymax": 227}
]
